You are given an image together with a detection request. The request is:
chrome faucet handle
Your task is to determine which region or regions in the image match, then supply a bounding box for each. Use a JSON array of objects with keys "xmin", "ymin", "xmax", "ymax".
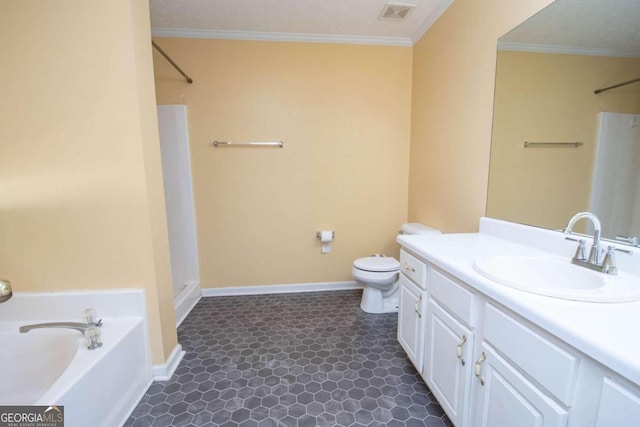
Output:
[
  {"xmin": 601, "ymin": 246, "xmax": 618, "ymax": 275},
  {"xmin": 573, "ymin": 240, "xmax": 587, "ymax": 261},
  {"xmin": 616, "ymin": 235, "xmax": 639, "ymax": 247}
]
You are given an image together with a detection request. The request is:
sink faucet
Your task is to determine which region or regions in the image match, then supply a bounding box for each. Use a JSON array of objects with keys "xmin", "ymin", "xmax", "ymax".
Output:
[
  {"xmin": 563, "ymin": 212, "xmax": 617, "ymax": 274},
  {"xmin": 564, "ymin": 212, "xmax": 602, "ymax": 264}
]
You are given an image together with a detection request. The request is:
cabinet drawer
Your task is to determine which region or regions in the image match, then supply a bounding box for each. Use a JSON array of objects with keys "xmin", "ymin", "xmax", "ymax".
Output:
[
  {"xmin": 483, "ymin": 303, "xmax": 578, "ymax": 406},
  {"xmin": 429, "ymin": 268, "xmax": 476, "ymax": 327},
  {"xmin": 400, "ymin": 249, "xmax": 427, "ymax": 289}
]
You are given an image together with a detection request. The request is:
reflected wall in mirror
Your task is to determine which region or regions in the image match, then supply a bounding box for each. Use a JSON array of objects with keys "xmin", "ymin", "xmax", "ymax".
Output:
[{"xmin": 486, "ymin": 0, "xmax": 640, "ymax": 244}]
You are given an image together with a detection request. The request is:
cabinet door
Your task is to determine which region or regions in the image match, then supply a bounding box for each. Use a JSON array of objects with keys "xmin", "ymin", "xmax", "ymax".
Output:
[
  {"xmin": 423, "ymin": 299, "xmax": 473, "ymax": 427},
  {"xmin": 473, "ymin": 344, "xmax": 568, "ymax": 427},
  {"xmin": 397, "ymin": 274, "xmax": 425, "ymax": 371},
  {"xmin": 595, "ymin": 377, "xmax": 640, "ymax": 427}
]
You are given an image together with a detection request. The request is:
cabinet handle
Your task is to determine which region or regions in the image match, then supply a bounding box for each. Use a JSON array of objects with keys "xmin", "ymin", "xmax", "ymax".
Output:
[
  {"xmin": 404, "ymin": 262, "xmax": 416, "ymax": 273},
  {"xmin": 474, "ymin": 352, "xmax": 486, "ymax": 386},
  {"xmin": 456, "ymin": 335, "xmax": 467, "ymax": 366},
  {"xmin": 414, "ymin": 295, "xmax": 422, "ymax": 318}
]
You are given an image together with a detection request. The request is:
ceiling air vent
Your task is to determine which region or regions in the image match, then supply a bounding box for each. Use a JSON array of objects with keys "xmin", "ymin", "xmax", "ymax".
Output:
[{"xmin": 379, "ymin": 2, "xmax": 416, "ymax": 21}]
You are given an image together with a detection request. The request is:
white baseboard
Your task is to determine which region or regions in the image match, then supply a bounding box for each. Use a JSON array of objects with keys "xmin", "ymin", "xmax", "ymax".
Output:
[
  {"xmin": 116, "ymin": 376, "xmax": 154, "ymax": 427},
  {"xmin": 201, "ymin": 281, "xmax": 361, "ymax": 297},
  {"xmin": 152, "ymin": 344, "xmax": 185, "ymax": 381},
  {"xmin": 174, "ymin": 281, "xmax": 201, "ymax": 327}
]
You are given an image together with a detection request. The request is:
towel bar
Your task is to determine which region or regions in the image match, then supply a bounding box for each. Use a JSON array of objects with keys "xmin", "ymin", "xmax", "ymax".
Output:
[{"xmin": 213, "ymin": 140, "xmax": 283, "ymax": 148}]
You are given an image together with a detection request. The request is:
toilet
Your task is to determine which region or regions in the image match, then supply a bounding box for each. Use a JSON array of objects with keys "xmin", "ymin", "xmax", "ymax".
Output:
[{"xmin": 353, "ymin": 223, "xmax": 441, "ymax": 314}]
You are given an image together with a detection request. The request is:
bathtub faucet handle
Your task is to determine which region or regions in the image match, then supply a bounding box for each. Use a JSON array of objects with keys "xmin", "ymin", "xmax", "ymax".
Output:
[
  {"xmin": 82, "ymin": 308, "xmax": 102, "ymax": 326},
  {"xmin": 84, "ymin": 326, "xmax": 103, "ymax": 350}
]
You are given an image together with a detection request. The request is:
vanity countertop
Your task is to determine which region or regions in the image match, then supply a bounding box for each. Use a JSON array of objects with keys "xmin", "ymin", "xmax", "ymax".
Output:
[{"xmin": 397, "ymin": 218, "xmax": 640, "ymax": 386}]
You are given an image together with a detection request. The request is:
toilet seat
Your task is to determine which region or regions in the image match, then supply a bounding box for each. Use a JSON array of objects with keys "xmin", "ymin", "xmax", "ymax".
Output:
[{"xmin": 353, "ymin": 256, "xmax": 400, "ymax": 272}]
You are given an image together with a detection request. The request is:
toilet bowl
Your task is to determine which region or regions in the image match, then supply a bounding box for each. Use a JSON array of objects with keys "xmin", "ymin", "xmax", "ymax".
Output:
[
  {"xmin": 353, "ymin": 256, "xmax": 401, "ymax": 313},
  {"xmin": 353, "ymin": 223, "xmax": 441, "ymax": 314}
]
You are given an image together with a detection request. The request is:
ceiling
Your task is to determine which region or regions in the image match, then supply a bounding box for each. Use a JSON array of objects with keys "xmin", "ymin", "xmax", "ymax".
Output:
[
  {"xmin": 149, "ymin": 0, "xmax": 453, "ymax": 46},
  {"xmin": 499, "ymin": 0, "xmax": 640, "ymax": 57},
  {"xmin": 149, "ymin": 0, "xmax": 640, "ymax": 54}
]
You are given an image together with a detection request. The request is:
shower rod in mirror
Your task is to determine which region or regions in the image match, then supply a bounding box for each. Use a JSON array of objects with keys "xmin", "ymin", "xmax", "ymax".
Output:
[{"xmin": 594, "ymin": 77, "xmax": 640, "ymax": 94}]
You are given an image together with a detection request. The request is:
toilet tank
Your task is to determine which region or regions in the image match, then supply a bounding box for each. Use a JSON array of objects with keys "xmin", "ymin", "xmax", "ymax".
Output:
[{"xmin": 400, "ymin": 223, "xmax": 442, "ymax": 235}]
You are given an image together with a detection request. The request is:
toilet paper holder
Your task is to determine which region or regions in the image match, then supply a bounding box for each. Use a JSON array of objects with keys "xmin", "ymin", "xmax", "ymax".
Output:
[{"xmin": 316, "ymin": 231, "xmax": 335, "ymax": 239}]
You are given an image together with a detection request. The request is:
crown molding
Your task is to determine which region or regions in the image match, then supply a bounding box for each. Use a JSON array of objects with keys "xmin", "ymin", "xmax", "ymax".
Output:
[
  {"xmin": 152, "ymin": 27, "xmax": 413, "ymax": 47},
  {"xmin": 497, "ymin": 41, "xmax": 640, "ymax": 58},
  {"xmin": 411, "ymin": 0, "xmax": 454, "ymax": 44}
]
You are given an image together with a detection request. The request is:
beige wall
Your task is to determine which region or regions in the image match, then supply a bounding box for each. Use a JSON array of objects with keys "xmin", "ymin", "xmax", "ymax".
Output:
[
  {"xmin": 408, "ymin": 0, "xmax": 553, "ymax": 232},
  {"xmin": 154, "ymin": 39, "xmax": 412, "ymax": 288},
  {"xmin": 0, "ymin": 1, "xmax": 176, "ymax": 364},
  {"xmin": 487, "ymin": 51, "xmax": 640, "ymax": 231}
]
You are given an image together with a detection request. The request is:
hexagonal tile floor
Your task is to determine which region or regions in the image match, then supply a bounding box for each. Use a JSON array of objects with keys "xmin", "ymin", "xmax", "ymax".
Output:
[{"xmin": 125, "ymin": 290, "xmax": 452, "ymax": 426}]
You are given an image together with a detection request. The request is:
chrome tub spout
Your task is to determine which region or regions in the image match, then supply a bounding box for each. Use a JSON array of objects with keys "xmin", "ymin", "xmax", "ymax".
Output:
[
  {"xmin": 19, "ymin": 320, "xmax": 103, "ymax": 349},
  {"xmin": 19, "ymin": 320, "xmax": 101, "ymax": 334}
]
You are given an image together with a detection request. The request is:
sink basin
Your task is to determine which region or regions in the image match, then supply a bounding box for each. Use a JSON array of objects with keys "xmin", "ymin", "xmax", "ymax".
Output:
[{"xmin": 473, "ymin": 255, "xmax": 640, "ymax": 303}]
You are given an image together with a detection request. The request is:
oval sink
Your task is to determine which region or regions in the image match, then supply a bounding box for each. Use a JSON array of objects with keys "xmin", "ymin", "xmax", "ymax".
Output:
[{"xmin": 473, "ymin": 255, "xmax": 640, "ymax": 303}]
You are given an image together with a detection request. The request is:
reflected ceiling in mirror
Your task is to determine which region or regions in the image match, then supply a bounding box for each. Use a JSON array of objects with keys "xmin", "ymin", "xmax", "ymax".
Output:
[
  {"xmin": 499, "ymin": 0, "xmax": 640, "ymax": 57},
  {"xmin": 486, "ymin": 0, "xmax": 640, "ymax": 245}
]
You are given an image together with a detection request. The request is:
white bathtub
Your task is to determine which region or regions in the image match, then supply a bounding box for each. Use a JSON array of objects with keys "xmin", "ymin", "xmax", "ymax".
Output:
[
  {"xmin": 0, "ymin": 328, "xmax": 78, "ymax": 405},
  {"xmin": 0, "ymin": 291, "xmax": 152, "ymax": 427}
]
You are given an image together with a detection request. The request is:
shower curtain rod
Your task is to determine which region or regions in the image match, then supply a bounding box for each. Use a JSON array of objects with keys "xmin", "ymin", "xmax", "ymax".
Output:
[
  {"xmin": 594, "ymin": 77, "xmax": 640, "ymax": 94},
  {"xmin": 151, "ymin": 40, "xmax": 193, "ymax": 84}
]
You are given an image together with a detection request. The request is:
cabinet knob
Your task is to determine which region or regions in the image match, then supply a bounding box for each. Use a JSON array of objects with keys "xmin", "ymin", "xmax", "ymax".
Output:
[
  {"xmin": 404, "ymin": 262, "xmax": 416, "ymax": 273},
  {"xmin": 456, "ymin": 334, "xmax": 467, "ymax": 366},
  {"xmin": 474, "ymin": 351, "xmax": 486, "ymax": 386}
]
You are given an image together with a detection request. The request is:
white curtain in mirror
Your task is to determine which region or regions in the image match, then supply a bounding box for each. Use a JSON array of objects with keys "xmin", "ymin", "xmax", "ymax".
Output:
[{"xmin": 589, "ymin": 112, "xmax": 640, "ymax": 240}]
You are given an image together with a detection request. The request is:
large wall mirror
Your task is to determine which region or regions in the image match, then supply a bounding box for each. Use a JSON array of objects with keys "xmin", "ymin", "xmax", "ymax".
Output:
[{"xmin": 486, "ymin": 0, "xmax": 640, "ymax": 244}]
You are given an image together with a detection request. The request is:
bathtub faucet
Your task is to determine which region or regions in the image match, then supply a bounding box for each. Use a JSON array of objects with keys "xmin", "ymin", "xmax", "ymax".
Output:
[
  {"xmin": 19, "ymin": 319, "xmax": 103, "ymax": 349},
  {"xmin": 19, "ymin": 320, "xmax": 102, "ymax": 334}
]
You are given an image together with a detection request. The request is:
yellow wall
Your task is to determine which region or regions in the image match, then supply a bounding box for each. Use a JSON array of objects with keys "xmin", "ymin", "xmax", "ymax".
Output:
[
  {"xmin": 154, "ymin": 39, "xmax": 412, "ymax": 288},
  {"xmin": 487, "ymin": 51, "xmax": 640, "ymax": 231},
  {"xmin": 408, "ymin": 0, "xmax": 553, "ymax": 232},
  {"xmin": 0, "ymin": 1, "xmax": 176, "ymax": 364},
  {"xmin": 0, "ymin": 0, "xmax": 582, "ymax": 362}
]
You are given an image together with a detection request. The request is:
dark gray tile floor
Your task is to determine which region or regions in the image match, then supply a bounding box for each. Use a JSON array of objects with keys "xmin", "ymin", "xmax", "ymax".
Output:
[{"xmin": 125, "ymin": 290, "xmax": 452, "ymax": 427}]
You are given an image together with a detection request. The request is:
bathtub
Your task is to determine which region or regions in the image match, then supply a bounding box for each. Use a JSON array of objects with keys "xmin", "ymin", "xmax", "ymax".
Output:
[
  {"xmin": 0, "ymin": 328, "xmax": 78, "ymax": 405},
  {"xmin": 0, "ymin": 291, "xmax": 152, "ymax": 427}
]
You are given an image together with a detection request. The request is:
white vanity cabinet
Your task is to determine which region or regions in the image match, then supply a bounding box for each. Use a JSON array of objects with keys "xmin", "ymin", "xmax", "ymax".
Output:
[
  {"xmin": 396, "ymin": 250, "xmax": 605, "ymax": 427},
  {"xmin": 472, "ymin": 303, "xmax": 575, "ymax": 427},
  {"xmin": 424, "ymin": 298, "xmax": 474, "ymax": 426},
  {"xmin": 398, "ymin": 274, "xmax": 425, "ymax": 370},
  {"xmin": 423, "ymin": 268, "xmax": 476, "ymax": 427},
  {"xmin": 594, "ymin": 377, "xmax": 640, "ymax": 427},
  {"xmin": 472, "ymin": 343, "xmax": 568, "ymax": 427},
  {"xmin": 396, "ymin": 220, "xmax": 640, "ymax": 427},
  {"xmin": 397, "ymin": 250, "xmax": 427, "ymax": 372}
]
